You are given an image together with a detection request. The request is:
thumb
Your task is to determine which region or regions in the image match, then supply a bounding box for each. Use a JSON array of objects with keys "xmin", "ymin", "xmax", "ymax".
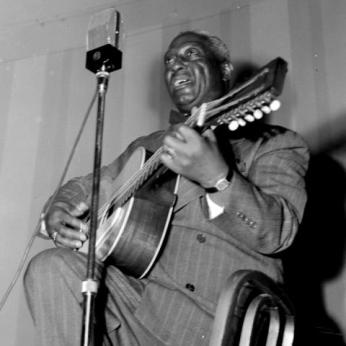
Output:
[
  {"xmin": 70, "ymin": 201, "xmax": 89, "ymax": 217},
  {"xmin": 202, "ymin": 129, "xmax": 217, "ymax": 143}
]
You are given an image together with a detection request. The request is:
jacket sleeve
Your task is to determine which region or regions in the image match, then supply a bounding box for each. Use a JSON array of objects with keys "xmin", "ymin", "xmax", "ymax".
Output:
[
  {"xmin": 47, "ymin": 129, "xmax": 167, "ymax": 208},
  {"xmin": 38, "ymin": 129, "xmax": 166, "ymax": 238},
  {"xmin": 48, "ymin": 149, "xmax": 131, "ymax": 209},
  {"xmin": 204, "ymin": 129, "xmax": 310, "ymax": 254},
  {"xmin": 39, "ymin": 136, "xmax": 146, "ymax": 230}
]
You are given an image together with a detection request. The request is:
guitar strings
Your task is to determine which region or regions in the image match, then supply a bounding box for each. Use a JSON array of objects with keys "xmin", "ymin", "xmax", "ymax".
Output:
[{"xmin": 97, "ymin": 146, "xmax": 165, "ymax": 217}]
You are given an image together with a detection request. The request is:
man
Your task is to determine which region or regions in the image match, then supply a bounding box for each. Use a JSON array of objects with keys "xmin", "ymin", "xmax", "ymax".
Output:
[{"xmin": 24, "ymin": 31, "xmax": 309, "ymax": 345}]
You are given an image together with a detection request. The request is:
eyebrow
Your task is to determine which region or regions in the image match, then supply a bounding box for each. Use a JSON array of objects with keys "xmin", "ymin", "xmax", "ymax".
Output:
[{"xmin": 165, "ymin": 42, "xmax": 205, "ymax": 57}]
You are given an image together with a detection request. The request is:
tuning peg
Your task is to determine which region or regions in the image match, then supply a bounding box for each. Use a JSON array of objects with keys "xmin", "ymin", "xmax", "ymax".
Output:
[
  {"xmin": 254, "ymin": 109, "xmax": 263, "ymax": 119},
  {"xmin": 270, "ymin": 100, "xmax": 281, "ymax": 111},
  {"xmin": 261, "ymin": 105, "xmax": 271, "ymax": 114},
  {"xmin": 238, "ymin": 118, "xmax": 246, "ymax": 127},
  {"xmin": 244, "ymin": 114, "xmax": 255, "ymax": 122},
  {"xmin": 228, "ymin": 120, "xmax": 239, "ymax": 131}
]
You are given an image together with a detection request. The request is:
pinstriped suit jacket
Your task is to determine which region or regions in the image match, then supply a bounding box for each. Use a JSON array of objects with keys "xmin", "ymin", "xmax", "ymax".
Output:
[{"xmin": 53, "ymin": 122, "xmax": 309, "ymax": 345}]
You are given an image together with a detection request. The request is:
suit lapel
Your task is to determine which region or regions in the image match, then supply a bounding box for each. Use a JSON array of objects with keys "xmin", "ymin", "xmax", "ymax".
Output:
[{"xmin": 174, "ymin": 176, "xmax": 204, "ymax": 212}]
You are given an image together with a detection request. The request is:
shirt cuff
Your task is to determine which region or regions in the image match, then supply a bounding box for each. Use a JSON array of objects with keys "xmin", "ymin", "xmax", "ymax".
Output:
[
  {"xmin": 37, "ymin": 212, "xmax": 50, "ymax": 238},
  {"xmin": 205, "ymin": 194, "xmax": 225, "ymax": 219}
]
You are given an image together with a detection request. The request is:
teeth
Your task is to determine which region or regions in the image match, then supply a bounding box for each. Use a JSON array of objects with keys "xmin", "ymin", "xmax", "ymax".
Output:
[{"xmin": 174, "ymin": 79, "xmax": 188, "ymax": 87}]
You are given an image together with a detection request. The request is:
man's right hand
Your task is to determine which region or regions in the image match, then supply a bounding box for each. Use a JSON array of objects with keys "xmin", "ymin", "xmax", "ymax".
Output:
[{"xmin": 45, "ymin": 201, "xmax": 89, "ymax": 249}]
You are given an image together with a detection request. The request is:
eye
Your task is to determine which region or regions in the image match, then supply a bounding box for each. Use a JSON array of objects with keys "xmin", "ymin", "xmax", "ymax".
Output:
[
  {"xmin": 185, "ymin": 48, "xmax": 201, "ymax": 59},
  {"xmin": 164, "ymin": 55, "xmax": 176, "ymax": 66}
]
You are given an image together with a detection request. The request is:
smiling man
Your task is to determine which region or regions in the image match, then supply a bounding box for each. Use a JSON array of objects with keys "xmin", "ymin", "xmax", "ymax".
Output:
[
  {"xmin": 164, "ymin": 32, "xmax": 229, "ymax": 112},
  {"xmin": 24, "ymin": 31, "xmax": 310, "ymax": 346}
]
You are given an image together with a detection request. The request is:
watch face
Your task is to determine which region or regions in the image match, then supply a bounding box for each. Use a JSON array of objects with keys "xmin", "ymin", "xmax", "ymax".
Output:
[{"xmin": 216, "ymin": 178, "xmax": 230, "ymax": 191}]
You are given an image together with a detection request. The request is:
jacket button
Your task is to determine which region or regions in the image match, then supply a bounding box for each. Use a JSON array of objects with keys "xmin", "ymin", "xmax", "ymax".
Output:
[
  {"xmin": 196, "ymin": 234, "xmax": 206, "ymax": 243},
  {"xmin": 185, "ymin": 283, "xmax": 195, "ymax": 292}
]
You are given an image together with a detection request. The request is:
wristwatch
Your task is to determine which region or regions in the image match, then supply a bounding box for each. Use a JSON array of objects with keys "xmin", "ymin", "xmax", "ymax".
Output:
[{"xmin": 205, "ymin": 170, "xmax": 232, "ymax": 193}]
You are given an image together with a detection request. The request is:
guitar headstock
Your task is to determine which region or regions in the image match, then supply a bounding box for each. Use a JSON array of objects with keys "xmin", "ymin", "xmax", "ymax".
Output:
[{"xmin": 188, "ymin": 57, "xmax": 288, "ymax": 132}]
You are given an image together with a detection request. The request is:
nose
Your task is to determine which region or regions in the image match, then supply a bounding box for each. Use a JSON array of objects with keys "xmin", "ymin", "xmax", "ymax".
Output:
[{"xmin": 167, "ymin": 56, "xmax": 185, "ymax": 72}]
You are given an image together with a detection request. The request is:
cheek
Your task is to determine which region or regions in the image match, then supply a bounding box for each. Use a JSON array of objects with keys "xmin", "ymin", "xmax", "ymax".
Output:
[
  {"xmin": 194, "ymin": 62, "xmax": 212, "ymax": 81},
  {"xmin": 164, "ymin": 75, "xmax": 175, "ymax": 97},
  {"xmin": 164, "ymin": 71, "xmax": 170, "ymax": 87},
  {"xmin": 198, "ymin": 64, "xmax": 223, "ymax": 90},
  {"xmin": 193, "ymin": 68, "xmax": 214, "ymax": 93}
]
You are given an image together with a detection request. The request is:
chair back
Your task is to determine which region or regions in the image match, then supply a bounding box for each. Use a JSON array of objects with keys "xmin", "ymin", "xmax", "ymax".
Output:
[{"xmin": 209, "ymin": 270, "xmax": 295, "ymax": 346}]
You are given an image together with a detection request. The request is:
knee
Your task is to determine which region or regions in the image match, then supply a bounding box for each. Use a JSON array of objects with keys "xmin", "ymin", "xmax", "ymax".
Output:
[{"xmin": 24, "ymin": 248, "xmax": 79, "ymax": 291}]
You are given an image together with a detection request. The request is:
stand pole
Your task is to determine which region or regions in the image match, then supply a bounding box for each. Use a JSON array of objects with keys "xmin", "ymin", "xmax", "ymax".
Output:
[{"xmin": 80, "ymin": 68, "xmax": 110, "ymax": 346}]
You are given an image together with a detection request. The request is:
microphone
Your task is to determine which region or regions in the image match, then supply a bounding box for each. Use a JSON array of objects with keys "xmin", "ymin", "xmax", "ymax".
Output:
[{"xmin": 86, "ymin": 8, "xmax": 123, "ymax": 73}]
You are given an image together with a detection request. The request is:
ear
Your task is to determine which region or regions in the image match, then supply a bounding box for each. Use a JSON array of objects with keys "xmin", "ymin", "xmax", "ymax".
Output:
[{"xmin": 221, "ymin": 62, "xmax": 233, "ymax": 81}]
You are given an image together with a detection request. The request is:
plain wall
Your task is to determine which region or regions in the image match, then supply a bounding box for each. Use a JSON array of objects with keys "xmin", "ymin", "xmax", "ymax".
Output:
[{"xmin": 0, "ymin": 0, "xmax": 345, "ymax": 344}]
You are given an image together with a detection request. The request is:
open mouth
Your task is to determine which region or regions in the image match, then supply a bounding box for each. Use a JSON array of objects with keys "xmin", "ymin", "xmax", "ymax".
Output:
[{"xmin": 172, "ymin": 77, "xmax": 192, "ymax": 90}]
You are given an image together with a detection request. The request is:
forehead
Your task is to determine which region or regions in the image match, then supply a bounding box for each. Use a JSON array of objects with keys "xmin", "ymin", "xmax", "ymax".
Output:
[{"xmin": 166, "ymin": 33, "xmax": 210, "ymax": 54}]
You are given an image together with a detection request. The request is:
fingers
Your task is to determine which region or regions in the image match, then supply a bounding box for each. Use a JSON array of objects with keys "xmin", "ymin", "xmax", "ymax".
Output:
[
  {"xmin": 69, "ymin": 201, "xmax": 89, "ymax": 217},
  {"xmin": 164, "ymin": 126, "xmax": 186, "ymax": 150},
  {"xmin": 47, "ymin": 201, "xmax": 89, "ymax": 249},
  {"xmin": 160, "ymin": 150, "xmax": 178, "ymax": 172},
  {"xmin": 162, "ymin": 124, "xmax": 210, "ymax": 165},
  {"xmin": 161, "ymin": 126, "xmax": 207, "ymax": 177},
  {"xmin": 174, "ymin": 125, "xmax": 200, "ymax": 142},
  {"xmin": 163, "ymin": 125, "xmax": 203, "ymax": 152},
  {"xmin": 162, "ymin": 127, "xmax": 188, "ymax": 167},
  {"xmin": 53, "ymin": 223, "xmax": 87, "ymax": 249}
]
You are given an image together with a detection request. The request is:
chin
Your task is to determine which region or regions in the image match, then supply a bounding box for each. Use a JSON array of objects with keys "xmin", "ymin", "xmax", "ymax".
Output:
[{"xmin": 172, "ymin": 93, "xmax": 204, "ymax": 113}]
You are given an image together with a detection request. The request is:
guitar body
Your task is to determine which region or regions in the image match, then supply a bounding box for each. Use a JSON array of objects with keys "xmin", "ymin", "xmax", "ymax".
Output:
[{"xmin": 80, "ymin": 147, "xmax": 179, "ymax": 278}]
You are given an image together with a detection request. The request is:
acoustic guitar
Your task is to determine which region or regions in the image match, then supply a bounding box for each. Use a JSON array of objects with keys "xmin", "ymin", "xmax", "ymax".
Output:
[{"xmin": 79, "ymin": 57, "xmax": 288, "ymax": 278}]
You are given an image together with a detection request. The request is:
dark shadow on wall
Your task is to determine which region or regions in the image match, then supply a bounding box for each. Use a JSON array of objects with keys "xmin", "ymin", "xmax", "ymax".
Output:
[
  {"xmin": 231, "ymin": 57, "xmax": 346, "ymax": 345},
  {"xmin": 283, "ymin": 152, "xmax": 346, "ymax": 346},
  {"xmin": 233, "ymin": 62, "xmax": 346, "ymax": 345},
  {"xmin": 218, "ymin": 61, "xmax": 346, "ymax": 345}
]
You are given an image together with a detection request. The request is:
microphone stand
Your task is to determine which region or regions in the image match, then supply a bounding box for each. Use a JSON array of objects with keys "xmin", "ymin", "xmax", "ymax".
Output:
[
  {"xmin": 81, "ymin": 11, "xmax": 122, "ymax": 345},
  {"xmin": 80, "ymin": 66, "xmax": 109, "ymax": 346}
]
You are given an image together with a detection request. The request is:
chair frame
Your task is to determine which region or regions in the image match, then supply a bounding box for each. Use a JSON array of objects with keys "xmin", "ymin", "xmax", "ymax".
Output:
[{"xmin": 209, "ymin": 270, "xmax": 295, "ymax": 346}]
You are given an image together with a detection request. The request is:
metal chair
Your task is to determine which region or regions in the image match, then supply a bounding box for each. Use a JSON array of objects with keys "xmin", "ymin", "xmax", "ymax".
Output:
[{"xmin": 209, "ymin": 270, "xmax": 295, "ymax": 346}]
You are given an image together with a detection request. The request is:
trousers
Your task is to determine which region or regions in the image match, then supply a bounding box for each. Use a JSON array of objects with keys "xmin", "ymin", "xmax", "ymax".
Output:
[{"xmin": 24, "ymin": 247, "xmax": 166, "ymax": 346}]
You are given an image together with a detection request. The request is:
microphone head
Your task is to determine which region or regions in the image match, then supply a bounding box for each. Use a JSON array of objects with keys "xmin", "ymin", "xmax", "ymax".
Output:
[
  {"xmin": 86, "ymin": 8, "xmax": 122, "ymax": 73},
  {"xmin": 87, "ymin": 8, "xmax": 121, "ymax": 51}
]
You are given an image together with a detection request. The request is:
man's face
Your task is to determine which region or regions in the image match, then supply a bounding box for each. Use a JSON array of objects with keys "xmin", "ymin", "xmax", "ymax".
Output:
[{"xmin": 164, "ymin": 33, "xmax": 225, "ymax": 113}]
